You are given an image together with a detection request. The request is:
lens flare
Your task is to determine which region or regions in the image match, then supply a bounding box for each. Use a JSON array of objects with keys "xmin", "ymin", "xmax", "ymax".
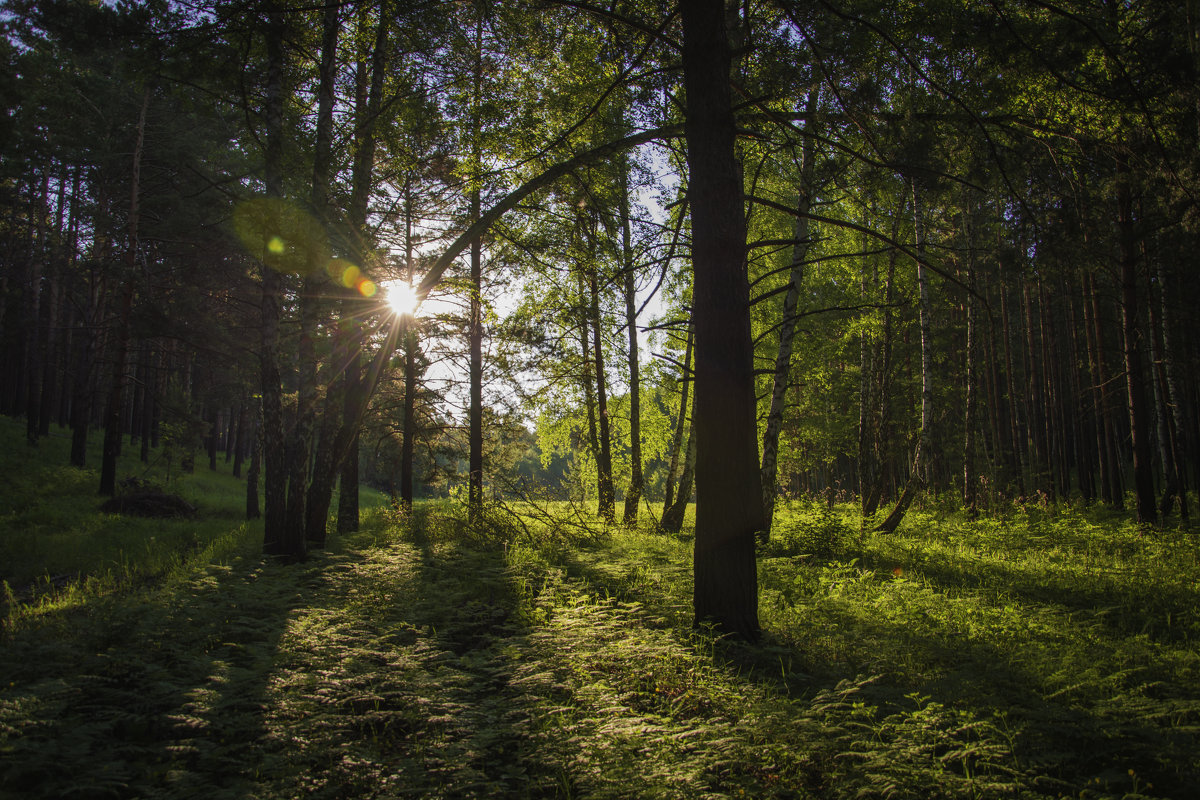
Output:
[{"xmin": 384, "ymin": 280, "xmax": 418, "ymax": 314}]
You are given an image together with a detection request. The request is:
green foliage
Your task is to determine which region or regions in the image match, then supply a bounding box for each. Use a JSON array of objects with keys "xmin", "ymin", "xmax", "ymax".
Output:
[
  {"xmin": 0, "ymin": 416, "xmax": 257, "ymax": 619},
  {"xmin": 761, "ymin": 501, "xmax": 859, "ymax": 561},
  {"xmin": 3, "ymin": 434, "xmax": 1197, "ymax": 799}
]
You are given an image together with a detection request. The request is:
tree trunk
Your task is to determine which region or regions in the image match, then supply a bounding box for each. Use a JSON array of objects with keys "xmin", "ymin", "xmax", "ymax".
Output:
[
  {"xmin": 1086, "ymin": 272, "xmax": 1124, "ymax": 508},
  {"xmin": 99, "ymin": 89, "xmax": 148, "ymax": 495},
  {"xmin": 468, "ymin": 189, "xmax": 484, "ymax": 522},
  {"xmin": 246, "ymin": 410, "xmax": 261, "ymax": 520},
  {"xmin": 1154, "ymin": 256, "xmax": 1189, "ymax": 519},
  {"xmin": 335, "ymin": 8, "xmax": 389, "ymax": 536},
  {"xmin": 661, "ymin": 423, "xmax": 696, "ymax": 533},
  {"xmin": 620, "ymin": 158, "xmax": 644, "ymax": 526},
  {"xmin": 874, "ymin": 179, "xmax": 932, "ymax": 534},
  {"xmin": 662, "ymin": 325, "xmax": 693, "ymax": 515},
  {"xmin": 761, "ymin": 89, "xmax": 818, "ymax": 533},
  {"xmin": 259, "ymin": 8, "xmax": 293, "ymax": 555},
  {"xmin": 1116, "ymin": 159, "xmax": 1157, "ymax": 524},
  {"xmin": 682, "ymin": 0, "xmax": 763, "ymax": 639},
  {"xmin": 963, "ymin": 210, "xmax": 978, "ymax": 518},
  {"xmin": 1000, "ymin": 281, "xmax": 1027, "ymax": 497},
  {"xmin": 337, "ymin": 352, "xmax": 362, "ymax": 534},
  {"xmin": 398, "ymin": 188, "xmax": 420, "ymax": 512},
  {"xmin": 401, "ymin": 322, "xmax": 418, "ymax": 511},
  {"xmin": 286, "ymin": 0, "xmax": 338, "ymax": 541},
  {"xmin": 24, "ymin": 173, "xmax": 48, "ymax": 446},
  {"xmin": 588, "ymin": 257, "xmax": 616, "ymax": 522},
  {"xmin": 232, "ymin": 399, "xmax": 247, "ymax": 479},
  {"xmin": 1066, "ymin": 294, "xmax": 1095, "ymax": 502}
]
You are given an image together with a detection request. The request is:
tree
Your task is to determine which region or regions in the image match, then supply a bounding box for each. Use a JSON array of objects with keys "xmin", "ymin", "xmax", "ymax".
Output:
[{"xmin": 682, "ymin": 0, "xmax": 765, "ymax": 639}]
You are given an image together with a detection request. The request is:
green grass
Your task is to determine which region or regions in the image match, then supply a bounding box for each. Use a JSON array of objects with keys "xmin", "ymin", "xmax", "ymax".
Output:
[{"xmin": 1, "ymin": 424, "xmax": 1198, "ymax": 798}]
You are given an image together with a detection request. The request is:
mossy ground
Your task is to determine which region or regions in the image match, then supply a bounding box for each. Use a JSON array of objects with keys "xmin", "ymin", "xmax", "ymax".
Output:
[{"xmin": 2, "ymin": 419, "xmax": 1198, "ymax": 798}]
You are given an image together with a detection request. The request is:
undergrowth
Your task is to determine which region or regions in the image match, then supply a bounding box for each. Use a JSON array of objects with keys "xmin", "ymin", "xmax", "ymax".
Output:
[{"xmin": 2, "ymin": 425, "xmax": 1197, "ymax": 799}]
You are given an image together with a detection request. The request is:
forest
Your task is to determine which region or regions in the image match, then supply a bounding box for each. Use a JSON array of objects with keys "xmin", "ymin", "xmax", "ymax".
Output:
[{"xmin": 2, "ymin": 0, "xmax": 1199, "ymax": 797}]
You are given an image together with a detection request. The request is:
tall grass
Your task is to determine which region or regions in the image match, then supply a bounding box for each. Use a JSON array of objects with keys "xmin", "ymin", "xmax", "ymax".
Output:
[
  {"xmin": 0, "ymin": 418, "xmax": 271, "ymax": 628},
  {"xmin": 2, "ymin": 431, "xmax": 1197, "ymax": 798}
]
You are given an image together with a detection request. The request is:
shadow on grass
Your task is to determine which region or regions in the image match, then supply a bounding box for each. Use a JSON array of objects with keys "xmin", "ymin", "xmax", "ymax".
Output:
[
  {"xmin": 0, "ymin": 549, "xmax": 304, "ymax": 798},
  {"xmin": 853, "ymin": 545, "xmax": 1200, "ymax": 644}
]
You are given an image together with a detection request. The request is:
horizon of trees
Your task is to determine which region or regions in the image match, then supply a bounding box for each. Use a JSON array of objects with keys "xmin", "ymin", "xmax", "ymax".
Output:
[{"xmin": 2, "ymin": 0, "xmax": 1198, "ymax": 637}]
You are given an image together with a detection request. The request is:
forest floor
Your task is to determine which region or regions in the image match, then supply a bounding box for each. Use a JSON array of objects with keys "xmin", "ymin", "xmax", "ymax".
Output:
[{"xmin": 2, "ymin": 424, "xmax": 1199, "ymax": 798}]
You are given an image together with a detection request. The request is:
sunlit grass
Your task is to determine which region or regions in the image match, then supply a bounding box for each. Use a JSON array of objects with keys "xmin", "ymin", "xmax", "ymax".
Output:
[{"xmin": 2, "ymin": 436, "xmax": 1197, "ymax": 799}]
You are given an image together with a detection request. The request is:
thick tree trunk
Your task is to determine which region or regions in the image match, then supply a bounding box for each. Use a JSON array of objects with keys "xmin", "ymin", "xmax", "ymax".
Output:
[
  {"xmin": 206, "ymin": 399, "xmax": 218, "ymax": 471},
  {"xmin": 578, "ymin": 270, "xmax": 602, "ymax": 502},
  {"xmin": 305, "ymin": 377, "xmax": 340, "ymax": 544},
  {"xmin": 335, "ymin": 9, "xmax": 389, "ymax": 537},
  {"xmin": 286, "ymin": 0, "xmax": 338, "ymax": 541},
  {"xmin": 99, "ymin": 284, "xmax": 134, "ymax": 496},
  {"xmin": 682, "ymin": 0, "xmax": 764, "ymax": 639},
  {"xmin": 139, "ymin": 347, "xmax": 155, "ymax": 463},
  {"xmin": 37, "ymin": 175, "xmax": 64, "ymax": 439},
  {"xmin": 1023, "ymin": 281, "xmax": 1051, "ymax": 497},
  {"xmin": 259, "ymin": 9, "xmax": 293, "ymax": 555},
  {"xmin": 71, "ymin": 255, "xmax": 105, "ymax": 467}
]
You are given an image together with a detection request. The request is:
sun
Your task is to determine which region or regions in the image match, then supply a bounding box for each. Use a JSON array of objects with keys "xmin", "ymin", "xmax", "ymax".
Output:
[{"xmin": 385, "ymin": 280, "xmax": 419, "ymax": 316}]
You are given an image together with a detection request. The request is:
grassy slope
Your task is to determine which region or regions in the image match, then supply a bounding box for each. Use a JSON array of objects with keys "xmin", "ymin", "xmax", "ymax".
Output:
[{"xmin": 1, "ymin": 418, "xmax": 1198, "ymax": 799}]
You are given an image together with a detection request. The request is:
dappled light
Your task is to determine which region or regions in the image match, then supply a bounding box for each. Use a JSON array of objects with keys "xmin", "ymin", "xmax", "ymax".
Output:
[{"xmin": 5, "ymin": 0, "xmax": 1200, "ymax": 796}]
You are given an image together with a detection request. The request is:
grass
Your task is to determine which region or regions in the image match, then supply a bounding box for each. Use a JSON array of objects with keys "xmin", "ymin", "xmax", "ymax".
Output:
[
  {"xmin": 0, "ymin": 419, "xmax": 261, "ymax": 605},
  {"xmin": 1, "ymin": 418, "xmax": 1198, "ymax": 798}
]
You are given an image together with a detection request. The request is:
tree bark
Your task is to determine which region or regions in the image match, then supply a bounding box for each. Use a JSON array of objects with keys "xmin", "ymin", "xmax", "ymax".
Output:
[
  {"xmin": 99, "ymin": 89, "xmax": 148, "ymax": 495},
  {"xmin": 874, "ymin": 179, "xmax": 932, "ymax": 534},
  {"xmin": 963, "ymin": 208, "xmax": 978, "ymax": 518},
  {"xmin": 661, "ymin": 423, "xmax": 696, "ymax": 533},
  {"xmin": 1116, "ymin": 159, "xmax": 1157, "ymax": 524},
  {"xmin": 286, "ymin": 0, "xmax": 339, "ymax": 541},
  {"xmin": 467, "ymin": 12, "xmax": 485, "ymax": 525},
  {"xmin": 24, "ymin": 173, "xmax": 48, "ymax": 446},
  {"xmin": 1085, "ymin": 271, "xmax": 1124, "ymax": 508},
  {"xmin": 588, "ymin": 256, "xmax": 616, "ymax": 522},
  {"xmin": 246, "ymin": 410, "xmax": 261, "ymax": 520},
  {"xmin": 336, "ymin": 7, "xmax": 390, "ymax": 536},
  {"xmin": 259, "ymin": 8, "xmax": 293, "ymax": 555},
  {"xmin": 682, "ymin": 0, "xmax": 764, "ymax": 639},
  {"xmin": 761, "ymin": 89, "xmax": 818, "ymax": 533},
  {"xmin": 662, "ymin": 325, "xmax": 693, "ymax": 515},
  {"xmin": 1154, "ymin": 256, "xmax": 1189, "ymax": 519},
  {"xmin": 619, "ymin": 158, "xmax": 644, "ymax": 526}
]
